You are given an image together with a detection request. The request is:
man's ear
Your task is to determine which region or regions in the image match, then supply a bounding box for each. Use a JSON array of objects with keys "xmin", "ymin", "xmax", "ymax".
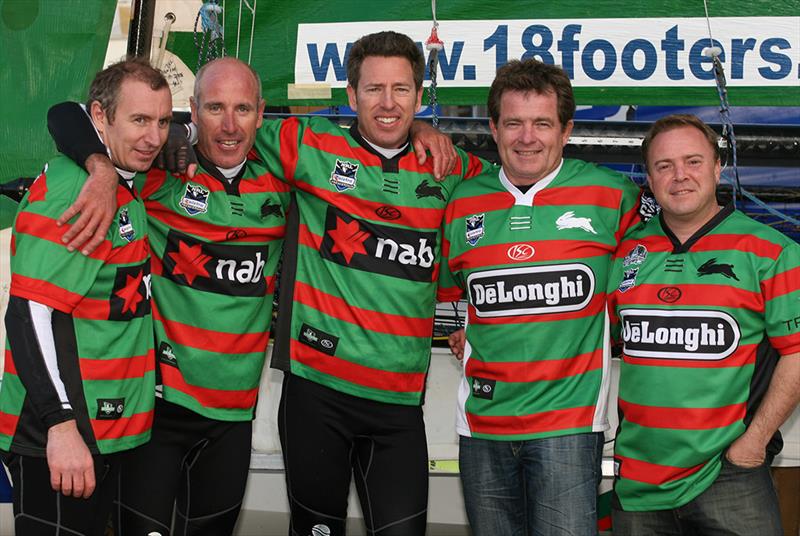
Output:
[
  {"xmin": 89, "ymin": 100, "xmax": 106, "ymax": 135},
  {"xmin": 346, "ymin": 84, "xmax": 357, "ymax": 111},
  {"xmin": 489, "ymin": 119, "xmax": 499, "ymax": 145}
]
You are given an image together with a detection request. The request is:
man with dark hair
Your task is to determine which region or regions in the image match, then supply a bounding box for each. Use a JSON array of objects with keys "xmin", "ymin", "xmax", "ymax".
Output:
[
  {"xmin": 608, "ymin": 114, "xmax": 799, "ymax": 535},
  {"xmin": 0, "ymin": 58, "xmax": 170, "ymax": 535},
  {"xmin": 440, "ymin": 58, "xmax": 642, "ymax": 535}
]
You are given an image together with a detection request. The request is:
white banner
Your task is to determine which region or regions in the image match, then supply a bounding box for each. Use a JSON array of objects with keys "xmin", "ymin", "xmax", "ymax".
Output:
[{"xmin": 294, "ymin": 17, "xmax": 800, "ymax": 88}]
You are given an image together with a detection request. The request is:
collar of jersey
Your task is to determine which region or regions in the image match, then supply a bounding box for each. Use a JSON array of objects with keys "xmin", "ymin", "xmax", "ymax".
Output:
[
  {"xmin": 499, "ymin": 159, "xmax": 564, "ymax": 206},
  {"xmin": 348, "ymin": 120, "xmax": 411, "ymax": 173},
  {"xmin": 660, "ymin": 202, "xmax": 735, "ymax": 253}
]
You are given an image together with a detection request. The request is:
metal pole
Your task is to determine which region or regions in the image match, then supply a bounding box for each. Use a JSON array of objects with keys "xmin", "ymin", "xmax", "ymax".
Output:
[{"xmin": 126, "ymin": 0, "xmax": 156, "ymax": 58}]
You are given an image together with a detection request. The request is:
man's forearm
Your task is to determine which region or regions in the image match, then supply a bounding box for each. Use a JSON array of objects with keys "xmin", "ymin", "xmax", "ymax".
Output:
[{"xmin": 746, "ymin": 352, "xmax": 800, "ymax": 447}]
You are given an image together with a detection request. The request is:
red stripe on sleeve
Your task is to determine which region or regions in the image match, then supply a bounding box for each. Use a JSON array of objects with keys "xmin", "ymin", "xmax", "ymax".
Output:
[
  {"xmin": 10, "ymin": 274, "xmax": 84, "ymax": 313},
  {"xmin": 14, "ymin": 212, "xmax": 112, "ymax": 260},
  {"xmin": 280, "ymin": 117, "xmax": 301, "ymax": 184},
  {"xmin": 762, "ymin": 265, "xmax": 800, "ymax": 300}
]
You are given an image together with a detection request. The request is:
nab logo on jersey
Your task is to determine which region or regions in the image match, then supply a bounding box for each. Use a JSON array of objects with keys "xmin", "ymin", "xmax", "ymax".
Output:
[
  {"xmin": 471, "ymin": 377, "xmax": 496, "ymax": 400},
  {"xmin": 320, "ymin": 206, "xmax": 437, "ymax": 282},
  {"xmin": 162, "ymin": 229, "xmax": 269, "ymax": 297},
  {"xmin": 118, "ymin": 208, "xmax": 135, "ymax": 242},
  {"xmin": 179, "ymin": 183, "xmax": 210, "ymax": 215},
  {"xmin": 96, "ymin": 398, "xmax": 125, "ymax": 420},
  {"xmin": 620, "ymin": 309, "xmax": 741, "ymax": 360},
  {"xmin": 467, "ymin": 264, "xmax": 595, "ymax": 318},
  {"xmin": 330, "ymin": 159, "xmax": 359, "ymax": 192},
  {"xmin": 110, "ymin": 262, "xmax": 151, "ymax": 320}
]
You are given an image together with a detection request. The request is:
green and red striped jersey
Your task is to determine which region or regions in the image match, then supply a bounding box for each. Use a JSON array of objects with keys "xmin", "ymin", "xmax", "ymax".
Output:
[
  {"xmin": 257, "ymin": 117, "xmax": 486, "ymax": 405},
  {"xmin": 608, "ymin": 205, "xmax": 800, "ymax": 511},
  {"xmin": 0, "ymin": 156, "xmax": 154, "ymax": 455},
  {"xmin": 439, "ymin": 160, "xmax": 642, "ymax": 440},
  {"xmin": 140, "ymin": 151, "xmax": 289, "ymax": 421}
]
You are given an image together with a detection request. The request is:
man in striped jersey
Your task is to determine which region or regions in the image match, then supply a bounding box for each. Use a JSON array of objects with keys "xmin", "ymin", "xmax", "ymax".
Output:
[
  {"xmin": 0, "ymin": 59, "xmax": 169, "ymax": 535},
  {"xmin": 608, "ymin": 114, "xmax": 799, "ymax": 534},
  {"xmin": 440, "ymin": 59, "xmax": 642, "ymax": 535}
]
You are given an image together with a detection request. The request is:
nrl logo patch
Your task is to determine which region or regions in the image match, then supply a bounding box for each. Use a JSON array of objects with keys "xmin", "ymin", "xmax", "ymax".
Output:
[
  {"xmin": 471, "ymin": 377, "xmax": 496, "ymax": 400},
  {"xmin": 179, "ymin": 183, "xmax": 210, "ymax": 216},
  {"xmin": 118, "ymin": 207, "xmax": 135, "ymax": 242},
  {"xmin": 623, "ymin": 244, "xmax": 648, "ymax": 267},
  {"xmin": 330, "ymin": 159, "xmax": 359, "ymax": 192},
  {"xmin": 618, "ymin": 268, "xmax": 639, "ymax": 293},
  {"xmin": 465, "ymin": 213, "xmax": 485, "ymax": 246},
  {"xmin": 158, "ymin": 342, "xmax": 178, "ymax": 367},
  {"xmin": 556, "ymin": 211, "xmax": 597, "ymax": 234}
]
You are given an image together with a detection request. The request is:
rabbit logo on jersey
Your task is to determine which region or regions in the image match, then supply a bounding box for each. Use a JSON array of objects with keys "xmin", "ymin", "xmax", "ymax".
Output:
[
  {"xmin": 620, "ymin": 309, "xmax": 741, "ymax": 360},
  {"xmin": 467, "ymin": 263, "xmax": 595, "ymax": 318}
]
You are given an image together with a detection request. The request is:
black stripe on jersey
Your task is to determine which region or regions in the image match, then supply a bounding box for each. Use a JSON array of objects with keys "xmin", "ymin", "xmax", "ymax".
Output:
[
  {"xmin": 745, "ymin": 335, "xmax": 783, "ymax": 459},
  {"xmin": 271, "ymin": 192, "xmax": 299, "ymax": 372}
]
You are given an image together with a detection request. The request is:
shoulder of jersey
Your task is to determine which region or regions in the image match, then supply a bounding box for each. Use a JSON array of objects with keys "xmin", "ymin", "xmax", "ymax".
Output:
[
  {"xmin": 726, "ymin": 210, "xmax": 799, "ymax": 250},
  {"xmin": 451, "ymin": 162, "xmax": 503, "ymax": 199},
  {"xmin": 561, "ymin": 158, "xmax": 638, "ymax": 191}
]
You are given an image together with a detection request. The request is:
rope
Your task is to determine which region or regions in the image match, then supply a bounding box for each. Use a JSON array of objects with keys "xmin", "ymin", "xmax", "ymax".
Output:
[
  {"xmin": 425, "ymin": 0, "xmax": 443, "ymax": 128},
  {"xmin": 702, "ymin": 0, "xmax": 742, "ymax": 207},
  {"xmin": 194, "ymin": 1, "xmax": 225, "ymax": 69},
  {"xmin": 235, "ymin": 0, "xmax": 257, "ymax": 63}
]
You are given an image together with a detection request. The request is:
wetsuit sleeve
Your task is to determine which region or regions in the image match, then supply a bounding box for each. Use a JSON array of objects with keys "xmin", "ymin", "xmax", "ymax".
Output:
[
  {"xmin": 47, "ymin": 102, "xmax": 106, "ymax": 168},
  {"xmin": 5, "ymin": 297, "xmax": 74, "ymax": 429}
]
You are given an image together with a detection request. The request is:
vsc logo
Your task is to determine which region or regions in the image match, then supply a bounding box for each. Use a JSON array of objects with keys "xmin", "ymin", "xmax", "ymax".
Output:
[{"xmin": 507, "ymin": 244, "xmax": 535, "ymax": 261}]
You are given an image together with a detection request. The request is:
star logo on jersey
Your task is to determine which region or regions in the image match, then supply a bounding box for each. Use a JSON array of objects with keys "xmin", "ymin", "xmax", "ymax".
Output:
[
  {"xmin": 465, "ymin": 214, "xmax": 485, "ymax": 246},
  {"xmin": 118, "ymin": 207, "xmax": 135, "ymax": 242},
  {"xmin": 415, "ymin": 180, "xmax": 445, "ymax": 201},
  {"xmin": 178, "ymin": 183, "xmax": 209, "ymax": 215},
  {"xmin": 115, "ymin": 269, "xmax": 145, "ymax": 314},
  {"xmin": 169, "ymin": 241, "xmax": 212, "ymax": 285},
  {"xmin": 329, "ymin": 159, "xmax": 359, "ymax": 192},
  {"xmin": 697, "ymin": 258, "xmax": 739, "ymax": 281},
  {"xmin": 328, "ymin": 217, "xmax": 369, "ymax": 264},
  {"xmin": 556, "ymin": 211, "xmax": 597, "ymax": 234}
]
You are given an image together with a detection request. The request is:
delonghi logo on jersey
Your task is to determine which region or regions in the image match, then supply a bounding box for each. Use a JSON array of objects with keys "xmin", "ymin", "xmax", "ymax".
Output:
[
  {"xmin": 96, "ymin": 398, "xmax": 125, "ymax": 420},
  {"xmin": 179, "ymin": 183, "xmax": 210, "ymax": 215},
  {"xmin": 158, "ymin": 342, "xmax": 178, "ymax": 368},
  {"xmin": 298, "ymin": 323, "xmax": 338, "ymax": 356},
  {"xmin": 310, "ymin": 525, "xmax": 331, "ymax": 536},
  {"xmin": 329, "ymin": 159, "xmax": 359, "ymax": 192},
  {"xmin": 465, "ymin": 213, "xmax": 485, "ymax": 246},
  {"xmin": 118, "ymin": 207, "xmax": 135, "ymax": 242},
  {"xmin": 623, "ymin": 244, "xmax": 647, "ymax": 267},
  {"xmin": 415, "ymin": 180, "xmax": 445, "ymax": 201},
  {"xmin": 618, "ymin": 268, "xmax": 638, "ymax": 293},
  {"xmin": 260, "ymin": 201, "xmax": 283, "ymax": 219},
  {"xmin": 110, "ymin": 262, "xmax": 152, "ymax": 320},
  {"xmin": 471, "ymin": 377, "xmax": 496, "ymax": 400},
  {"xmin": 320, "ymin": 206, "xmax": 437, "ymax": 282},
  {"xmin": 467, "ymin": 264, "xmax": 595, "ymax": 318},
  {"xmin": 162, "ymin": 229, "xmax": 269, "ymax": 297},
  {"xmin": 507, "ymin": 243, "xmax": 535, "ymax": 261},
  {"xmin": 375, "ymin": 205, "xmax": 402, "ymax": 220},
  {"xmin": 556, "ymin": 210, "xmax": 597, "ymax": 234},
  {"xmin": 697, "ymin": 258, "xmax": 739, "ymax": 281},
  {"xmin": 620, "ymin": 309, "xmax": 741, "ymax": 360}
]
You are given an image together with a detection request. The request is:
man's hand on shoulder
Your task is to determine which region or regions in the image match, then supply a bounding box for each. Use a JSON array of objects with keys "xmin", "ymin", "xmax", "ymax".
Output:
[
  {"xmin": 410, "ymin": 120, "xmax": 457, "ymax": 181},
  {"xmin": 57, "ymin": 154, "xmax": 118, "ymax": 255},
  {"xmin": 153, "ymin": 122, "xmax": 198, "ymax": 178},
  {"xmin": 46, "ymin": 420, "xmax": 95, "ymax": 498}
]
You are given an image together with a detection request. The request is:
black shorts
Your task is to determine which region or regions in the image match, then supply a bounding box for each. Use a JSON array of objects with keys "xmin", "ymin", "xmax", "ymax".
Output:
[
  {"xmin": 278, "ymin": 373, "xmax": 429, "ymax": 536},
  {"xmin": 115, "ymin": 397, "xmax": 252, "ymax": 536},
  {"xmin": 2, "ymin": 450, "xmax": 121, "ymax": 536}
]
